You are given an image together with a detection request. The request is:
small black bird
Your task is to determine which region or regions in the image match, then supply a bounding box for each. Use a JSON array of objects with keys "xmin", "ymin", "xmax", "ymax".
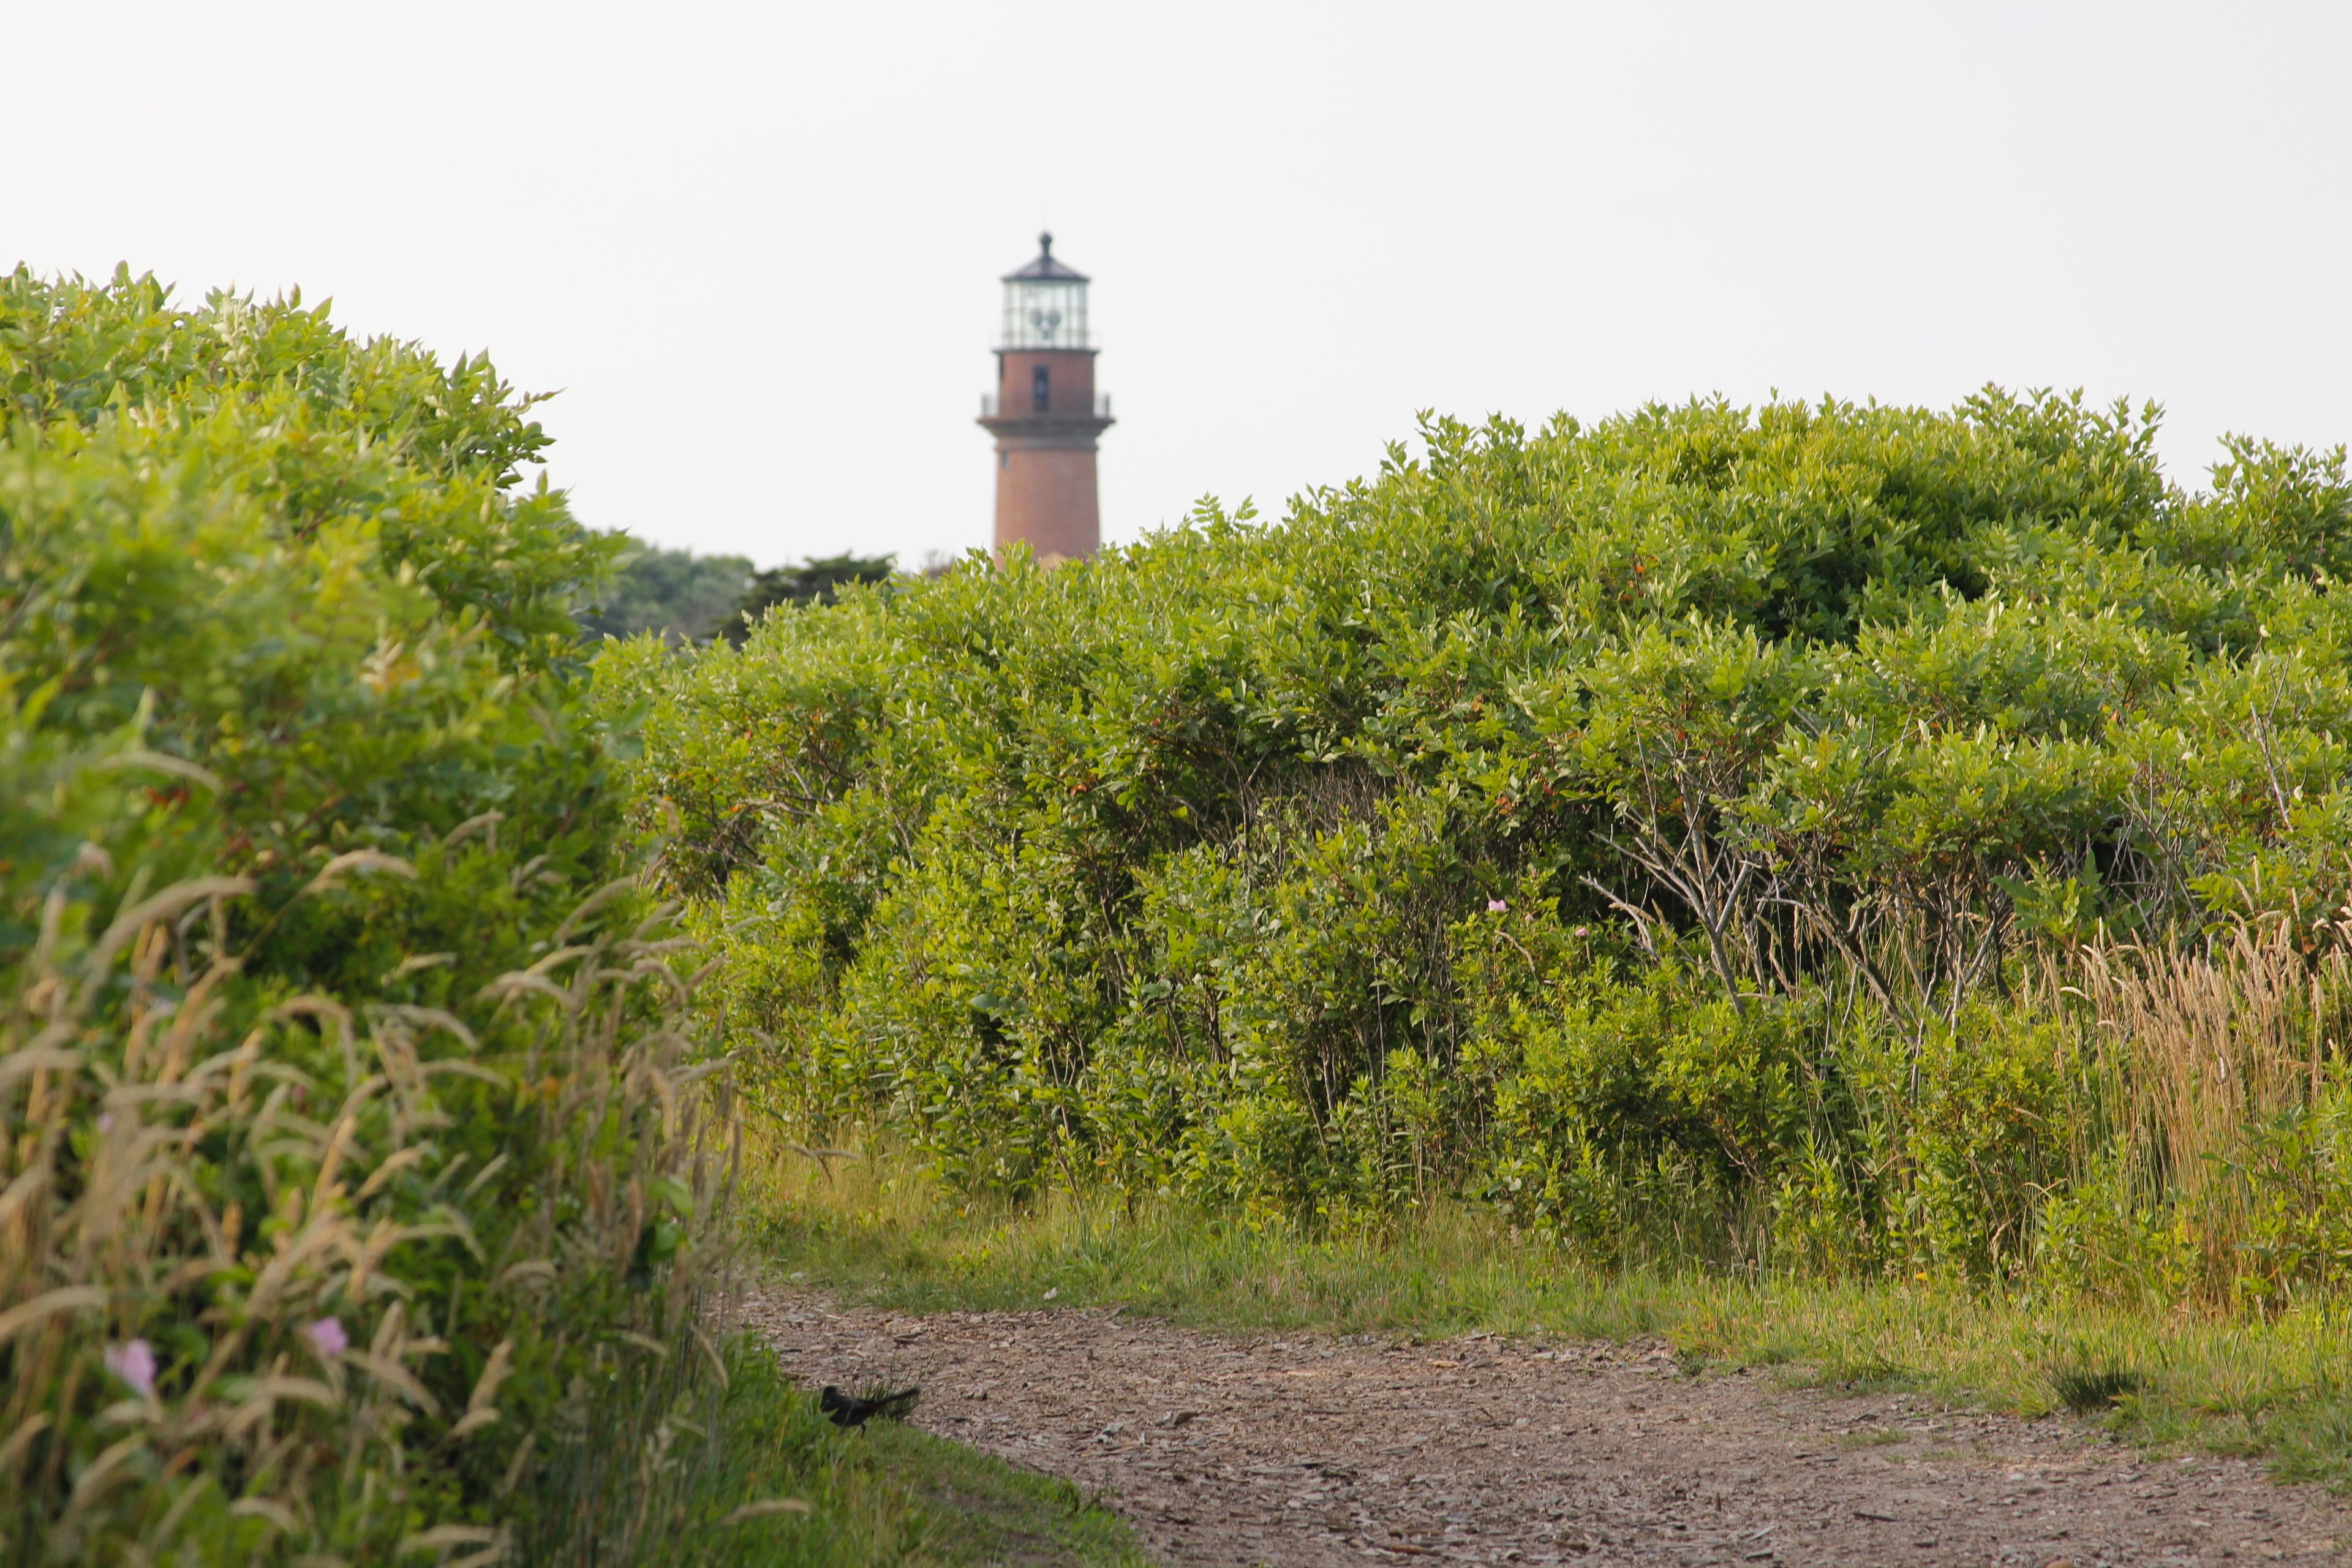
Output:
[{"xmin": 820, "ymin": 1384, "xmax": 919, "ymax": 1429}]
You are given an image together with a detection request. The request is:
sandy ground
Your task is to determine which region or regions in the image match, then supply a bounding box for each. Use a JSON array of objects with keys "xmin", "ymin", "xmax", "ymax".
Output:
[{"xmin": 744, "ymin": 1290, "xmax": 2352, "ymax": 1567}]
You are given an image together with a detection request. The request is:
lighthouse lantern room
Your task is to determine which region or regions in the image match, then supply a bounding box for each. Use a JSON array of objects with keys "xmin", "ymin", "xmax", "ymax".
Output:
[{"xmin": 1000, "ymin": 238, "xmax": 1090, "ymax": 349}]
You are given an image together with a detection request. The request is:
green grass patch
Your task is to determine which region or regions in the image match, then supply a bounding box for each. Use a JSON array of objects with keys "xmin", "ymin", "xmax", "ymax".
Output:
[
  {"xmin": 748, "ymin": 1150, "xmax": 2352, "ymax": 1493},
  {"xmin": 2048, "ymin": 1352, "xmax": 2144, "ymax": 1416}
]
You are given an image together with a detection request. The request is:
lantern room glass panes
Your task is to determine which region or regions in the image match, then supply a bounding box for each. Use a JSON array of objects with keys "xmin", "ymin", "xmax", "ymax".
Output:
[{"xmin": 1001, "ymin": 276, "xmax": 1088, "ymax": 349}]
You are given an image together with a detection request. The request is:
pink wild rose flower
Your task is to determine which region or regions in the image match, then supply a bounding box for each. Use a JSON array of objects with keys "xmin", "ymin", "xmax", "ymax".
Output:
[
  {"xmin": 105, "ymin": 1339, "xmax": 157, "ymax": 1398},
  {"xmin": 304, "ymin": 1317, "xmax": 350, "ymax": 1358}
]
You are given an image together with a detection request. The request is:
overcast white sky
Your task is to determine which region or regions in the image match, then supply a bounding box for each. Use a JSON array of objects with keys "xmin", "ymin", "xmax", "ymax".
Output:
[{"xmin": 10, "ymin": 2, "xmax": 2350, "ymax": 567}]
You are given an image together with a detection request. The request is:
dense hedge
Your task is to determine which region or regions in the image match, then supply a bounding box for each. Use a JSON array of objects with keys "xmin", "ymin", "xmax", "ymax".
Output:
[
  {"xmin": 1, "ymin": 271, "xmax": 728, "ymax": 1564},
  {"xmin": 614, "ymin": 390, "xmax": 2352, "ymax": 1302}
]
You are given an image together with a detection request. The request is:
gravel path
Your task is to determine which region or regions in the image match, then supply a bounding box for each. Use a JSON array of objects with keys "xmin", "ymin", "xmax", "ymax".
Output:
[{"xmin": 744, "ymin": 1290, "xmax": 2351, "ymax": 1567}]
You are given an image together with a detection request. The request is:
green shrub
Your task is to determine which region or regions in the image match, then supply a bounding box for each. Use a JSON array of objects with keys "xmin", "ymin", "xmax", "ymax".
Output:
[
  {"xmin": 2230, "ymin": 1080, "xmax": 2352, "ymax": 1310},
  {"xmin": 1, "ymin": 270, "xmax": 725, "ymax": 1565},
  {"xmin": 616, "ymin": 389, "xmax": 2352, "ymax": 1303}
]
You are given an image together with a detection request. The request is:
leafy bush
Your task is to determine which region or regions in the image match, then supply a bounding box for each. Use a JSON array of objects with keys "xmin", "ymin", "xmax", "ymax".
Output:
[
  {"xmin": 1, "ymin": 270, "xmax": 727, "ymax": 1564},
  {"xmin": 615, "ymin": 389, "xmax": 2352, "ymax": 1299}
]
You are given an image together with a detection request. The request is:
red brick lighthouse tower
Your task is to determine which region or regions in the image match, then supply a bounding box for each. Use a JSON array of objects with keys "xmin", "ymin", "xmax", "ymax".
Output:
[{"xmin": 979, "ymin": 233, "xmax": 1112, "ymax": 562}]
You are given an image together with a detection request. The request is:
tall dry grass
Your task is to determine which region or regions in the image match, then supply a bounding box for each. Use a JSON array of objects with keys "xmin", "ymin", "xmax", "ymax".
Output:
[
  {"xmin": 2058, "ymin": 906, "xmax": 2352, "ymax": 1303},
  {"xmin": 1, "ymin": 872, "xmax": 737, "ymax": 1566},
  {"xmin": 2079, "ymin": 911, "xmax": 2348, "ymax": 1192}
]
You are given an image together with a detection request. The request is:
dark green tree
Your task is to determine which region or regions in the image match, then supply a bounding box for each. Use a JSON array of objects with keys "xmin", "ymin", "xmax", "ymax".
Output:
[{"xmin": 724, "ymin": 552, "xmax": 896, "ymax": 643}]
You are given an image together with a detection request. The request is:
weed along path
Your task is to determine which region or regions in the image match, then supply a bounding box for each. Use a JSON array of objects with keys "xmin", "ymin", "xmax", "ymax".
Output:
[{"xmin": 745, "ymin": 1289, "xmax": 2351, "ymax": 1567}]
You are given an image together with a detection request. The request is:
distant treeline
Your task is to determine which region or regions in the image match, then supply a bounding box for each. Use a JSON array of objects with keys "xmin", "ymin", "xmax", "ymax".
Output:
[{"xmin": 581, "ymin": 540, "xmax": 896, "ymax": 645}]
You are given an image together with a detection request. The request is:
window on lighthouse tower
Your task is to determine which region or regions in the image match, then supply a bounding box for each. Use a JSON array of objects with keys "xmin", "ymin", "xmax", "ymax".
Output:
[{"xmin": 1032, "ymin": 364, "xmax": 1050, "ymax": 413}]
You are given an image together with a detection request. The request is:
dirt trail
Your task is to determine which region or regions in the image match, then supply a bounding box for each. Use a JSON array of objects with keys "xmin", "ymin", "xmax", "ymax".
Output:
[{"xmin": 745, "ymin": 1291, "xmax": 2351, "ymax": 1567}]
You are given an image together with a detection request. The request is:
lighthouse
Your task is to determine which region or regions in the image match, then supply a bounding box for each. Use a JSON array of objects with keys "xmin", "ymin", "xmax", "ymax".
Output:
[{"xmin": 979, "ymin": 233, "xmax": 1112, "ymax": 562}]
